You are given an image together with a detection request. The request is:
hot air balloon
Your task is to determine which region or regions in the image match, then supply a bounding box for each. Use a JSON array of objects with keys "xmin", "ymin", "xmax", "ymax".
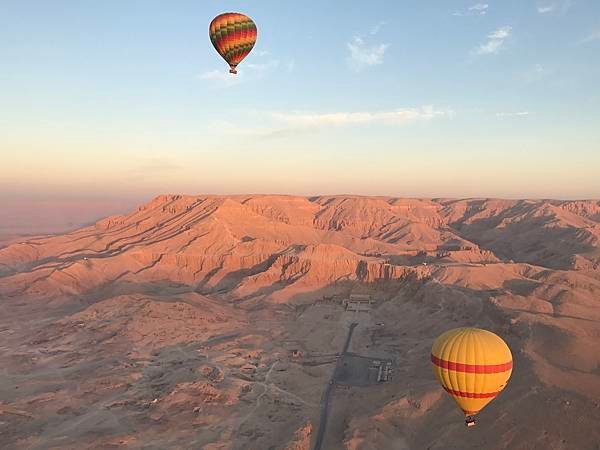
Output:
[
  {"xmin": 431, "ymin": 327, "xmax": 512, "ymax": 427},
  {"xmin": 209, "ymin": 12, "xmax": 257, "ymax": 74}
]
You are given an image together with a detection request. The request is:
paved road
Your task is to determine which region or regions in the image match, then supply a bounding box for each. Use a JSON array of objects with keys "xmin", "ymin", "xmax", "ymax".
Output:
[{"xmin": 312, "ymin": 322, "xmax": 358, "ymax": 450}]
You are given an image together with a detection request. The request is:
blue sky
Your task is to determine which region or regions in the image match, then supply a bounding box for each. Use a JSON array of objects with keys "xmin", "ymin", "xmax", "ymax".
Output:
[{"xmin": 1, "ymin": 0, "xmax": 599, "ymax": 206}]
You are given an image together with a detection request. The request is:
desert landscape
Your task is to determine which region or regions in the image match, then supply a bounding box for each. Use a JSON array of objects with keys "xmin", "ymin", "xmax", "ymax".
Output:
[
  {"xmin": 1, "ymin": 194, "xmax": 600, "ymax": 449},
  {"xmin": 3, "ymin": 0, "xmax": 599, "ymax": 447}
]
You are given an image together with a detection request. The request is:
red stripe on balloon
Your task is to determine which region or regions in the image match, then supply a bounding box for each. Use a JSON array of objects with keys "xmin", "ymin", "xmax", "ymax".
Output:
[
  {"xmin": 442, "ymin": 386, "xmax": 501, "ymax": 399},
  {"xmin": 431, "ymin": 354, "xmax": 512, "ymax": 373}
]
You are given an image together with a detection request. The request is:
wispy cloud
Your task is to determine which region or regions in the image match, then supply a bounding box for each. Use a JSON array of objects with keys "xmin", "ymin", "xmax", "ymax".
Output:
[
  {"xmin": 199, "ymin": 70, "xmax": 243, "ymax": 87},
  {"xmin": 475, "ymin": 26, "xmax": 512, "ymax": 55},
  {"xmin": 246, "ymin": 60, "xmax": 279, "ymax": 71},
  {"xmin": 496, "ymin": 111, "xmax": 531, "ymax": 117},
  {"xmin": 286, "ymin": 59, "xmax": 296, "ymax": 73},
  {"xmin": 211, "ymin": 106, "xmax": 453, "ymax": 139},
  {"xmin": 271, "ymin": 106, "xmax": 451, "ymax": 128},
  {"xmin": 199, "ymin": 56, "xmax": 280, "ymax": 87},
  {"xmin": 347, "ymin": 36, "xmax": 388, "ymax": 71},
  {"xmin": 453, "ymin": 3, "xmax": 489, "ymax": 16},
  {"xmin": 370, "ymin": 21, "xmax": 387, "ymax": 35},
  {"xmin": 537, "ymin": 5, "xmax": 555, "ymax": 13},
  {"xmin": 579, "ymin": 30, "xmax": 600, "ymax": 44},
  {"xmin": 469, "ymin": 3, "xmax": 489, "ymax": 14},
  {"xmin": 536, "ymin": 1, "xmax": 572, "ymax": 15}
]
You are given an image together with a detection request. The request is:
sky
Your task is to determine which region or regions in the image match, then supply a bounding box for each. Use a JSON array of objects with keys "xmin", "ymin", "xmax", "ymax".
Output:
[{"xmin": 1, "ymin": 1, "xmax": 599, "ymax": 230}]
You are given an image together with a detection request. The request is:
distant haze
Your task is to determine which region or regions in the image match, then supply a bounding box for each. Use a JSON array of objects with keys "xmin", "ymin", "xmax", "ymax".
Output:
[{"xmin": 0, "ymin": 196, "xmax": 142, "ymax": 235}]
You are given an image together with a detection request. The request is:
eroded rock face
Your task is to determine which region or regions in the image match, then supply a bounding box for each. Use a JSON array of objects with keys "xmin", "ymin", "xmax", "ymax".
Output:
[
  {"xmin": 1, "ymin": 195, "xmax": 599, "ymax": 449},
  {"xmin": 1, "ymin": 195, "xmax": 598, "ymax": 301},
  {"xmin": 285, "ymin": 421, "xmax": 313, "ymax": 450}
]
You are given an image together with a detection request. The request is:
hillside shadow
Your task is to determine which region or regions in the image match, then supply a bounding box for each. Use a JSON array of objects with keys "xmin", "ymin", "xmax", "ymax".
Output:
[
  {"xmin": 445, "ymin": 281, "xmax": 599, "ymax": 324},
  {"xmin": 449, "ymin": 207, "xmax": 597, "ymax": 270},
  {"xmin": 502, "ymin": 279, "xmax": 540, "ymax": 296}
]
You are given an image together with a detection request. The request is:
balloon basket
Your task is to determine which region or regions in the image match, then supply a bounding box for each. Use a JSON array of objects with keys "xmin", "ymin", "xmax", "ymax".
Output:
[
  {"xmin": 465, "ymin": 417, "xmax": 477, "ymax": 428},
  {"xmin": 229, "ymin": 67, "xmax": 238, "ymax": 75}
]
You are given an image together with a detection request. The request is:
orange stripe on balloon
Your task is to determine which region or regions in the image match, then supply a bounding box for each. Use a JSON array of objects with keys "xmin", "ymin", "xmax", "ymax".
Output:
[{"xmin": 431, "ymin": 354, "xmax": 512, "ymax": 374}]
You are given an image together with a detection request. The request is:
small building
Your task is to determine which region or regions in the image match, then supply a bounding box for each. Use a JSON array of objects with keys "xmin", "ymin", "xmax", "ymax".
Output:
[
  {"xmin": 349, "ymin": 294, "xmax": 372, "ymax": 303},
  {"xmin": 343, "ymin": 294, "xmax": 373, "ymax": 312}
]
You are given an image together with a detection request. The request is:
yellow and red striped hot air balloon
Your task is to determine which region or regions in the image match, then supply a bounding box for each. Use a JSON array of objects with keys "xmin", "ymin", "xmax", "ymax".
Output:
[
  {"xmin": 209, "ymin": 12, "xmax": 257, "ymax": 74},
  {"xmin": 431, "ymin": 327, "xmax": 512, "ymax": 427}
]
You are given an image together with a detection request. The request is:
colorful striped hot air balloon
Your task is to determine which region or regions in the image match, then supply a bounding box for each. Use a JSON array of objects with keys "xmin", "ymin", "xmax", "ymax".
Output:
[
  {"xmin": 209, "ymin": 12, "xmax": 257, "ymax": 74},
  {"xmin": 431, "ymin": 327, "xmax": 513, "ymax": 427}
]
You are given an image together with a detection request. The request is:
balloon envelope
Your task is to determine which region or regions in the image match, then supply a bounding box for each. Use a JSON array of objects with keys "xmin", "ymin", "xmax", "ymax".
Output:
[
  {"xmin": 431, "ymin": 327, "xmax": 512, "ymax": 418},
  {"xmin": 209, "ymin": 12, "xmax": 257, "ymax": 74}
]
